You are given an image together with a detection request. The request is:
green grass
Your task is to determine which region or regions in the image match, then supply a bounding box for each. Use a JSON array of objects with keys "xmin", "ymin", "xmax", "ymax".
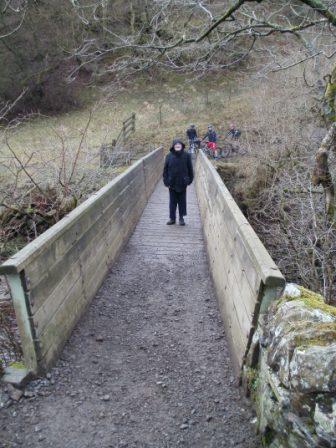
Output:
[{"xmin": 0, "ymin": 74, "xmax": 249, "ymax": 164}]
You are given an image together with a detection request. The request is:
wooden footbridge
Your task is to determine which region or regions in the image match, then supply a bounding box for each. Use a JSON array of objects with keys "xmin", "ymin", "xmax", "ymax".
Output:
[{"xmin": 0, "ymin": 147, "xmax": 284, "ymax": 378}]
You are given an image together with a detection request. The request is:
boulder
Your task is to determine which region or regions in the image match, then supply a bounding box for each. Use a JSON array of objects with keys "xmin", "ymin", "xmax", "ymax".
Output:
[
  {"xmin": 290, "ymin": 343, "xmax": 336, "ymax": 393},
  {"xmin": 245, "ymin": 285, "xmax": 336, "ymax": 447}
]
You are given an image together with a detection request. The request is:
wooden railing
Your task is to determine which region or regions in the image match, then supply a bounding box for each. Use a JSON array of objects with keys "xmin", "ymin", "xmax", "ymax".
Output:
[
  {"xmin": 100, "ymin": 113, "xmax": 136, "ymax": 167},
  {"xmin": 115, "ymin": 113, "xmax": 136, "ymax": 147},
  {"xmin": 0, "ymin": 147, "xmax": 164, "ymax": 374},
  {"xmin": 195, "ymin": 150, "xmax": 285, "ymax": 373}
]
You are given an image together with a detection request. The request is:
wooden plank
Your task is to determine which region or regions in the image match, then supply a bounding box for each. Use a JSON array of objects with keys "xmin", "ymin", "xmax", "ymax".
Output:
[
  {"xmin": 37, "ymin": 185, "xmax": 158, "ymax": 362},
  {"xmin": 203, "ymin": 209, "xmax": 252, "ymax": 327},
  {"xmin": 203, "ymin": 223, "xmax": 247, "ymax": 370},
  {"xmin": 197, "ymin": 152, "xmax": 284, "ymax": 287},
  {"xmin": 201, "ymin": 245, "xmax": 247, "ymax": 368},
  {"xmin": 27, "ymin": 174, "xmax": 146, "ymax": 312},
  {"xmin": 39, "ymin": 192, "xmax": 146, "ymax": 361},
  {"xmin": 25, "ymin": 168, "xmax": 145, "ymax": 288},
  {"xmin": 0, "ymin": 148, "xmax": 165, "ymax": 373},
  {"xmin": 33, "ymin": 178, "xmax": 147, "ymax": 324},
  {"xmin": 38, "ymin": 275, "xmax": 87, "ymax": 364},
  {"xmin": 22, "ymin": 167, "xmax": 143, "ymax": 286},
  {"xmin": 195, "ymin": 151, "xmax": 284, "ymax": 372},
  {"xmin": 199, "ymin": 169, "xmax": 255, "ymax": 327},
  {"xmin": 0, "ymin": 148, "xmax": 163, "ymax": 275},
  {"xmin": 33, "ymin": 262, "xmax": 82, "ymax": 337},
  {"xmin": 39, "ymin": 225, "xmax": 122, "ymax": 359},
  {"xmin": 208, "ymin": 203, "xmax": 261, "ymax": 319},
  {"xmin": 143, "ymin": 148, "xmax": 164, "ymax": 198},
  {"xmin": 197, "ymin": 157, "xmax": 283, "ymax": 294}
]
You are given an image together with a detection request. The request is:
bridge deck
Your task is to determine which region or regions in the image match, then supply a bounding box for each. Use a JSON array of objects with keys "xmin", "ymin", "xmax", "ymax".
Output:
[{"xmin": 1, "ymin": 182, "xmax": 258, "ymax": 448}]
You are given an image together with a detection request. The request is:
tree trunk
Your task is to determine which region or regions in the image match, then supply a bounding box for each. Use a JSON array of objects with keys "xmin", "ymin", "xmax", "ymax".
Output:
[
  {"xmin": 312, "ymin": 122, "xmax": 336, "ymax": 219},
  {"xmin": 323, "ymin": 63, "xmax": 336, "ymax": 122}
]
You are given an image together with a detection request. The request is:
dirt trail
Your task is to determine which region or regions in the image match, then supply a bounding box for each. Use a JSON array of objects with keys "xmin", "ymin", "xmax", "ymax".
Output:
[{"xmin": 0, "ymin": 183, "xmax": 259, "ymax": 448}]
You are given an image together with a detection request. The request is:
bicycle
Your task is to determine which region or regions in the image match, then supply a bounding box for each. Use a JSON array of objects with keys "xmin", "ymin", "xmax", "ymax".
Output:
[
  {"xmin": 199, "ymin": 139, "xmax": 213, "ymax": 157},
  {"xmin": 219, "ymin": 140, "xmax": 247, "ymax": 158},
  {"xmin": 188, "ymin": 138, "xmax": 201, "ymax": 158}
]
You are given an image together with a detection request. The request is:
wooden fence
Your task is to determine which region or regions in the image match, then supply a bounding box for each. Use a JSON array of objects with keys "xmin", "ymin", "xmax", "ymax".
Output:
[
  {"xmin": 115, "ymin": 113, "xmax": 136, "ymax": 147},
  {"xmin": 100, "ymin": 113, "xmax": 136, "ymax": 167},
  {"xmin": 0, "ymin": 147, "xmax": 164, "ymax": 374},
  {"xmin": 195, "ymin": 150, "xmax": 285, "ymax": 373}
]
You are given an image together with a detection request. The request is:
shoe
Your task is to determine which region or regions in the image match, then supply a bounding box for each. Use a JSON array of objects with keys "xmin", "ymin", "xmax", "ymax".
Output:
[
  {"xmin": 179, "ymin": 218, "xmax": 185, "ymax": 226},
  {"xmin": 167, "ymin": 219, "xmax": 176, "ymax": 225}
]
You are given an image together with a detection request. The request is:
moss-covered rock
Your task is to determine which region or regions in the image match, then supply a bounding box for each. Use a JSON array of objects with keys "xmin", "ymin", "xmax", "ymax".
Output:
[
  {"xmin": 290, "ymin": 344, "xmax": 336, "ymax": 392},
  {"xmin": 244, "ymin": 284, "xmax": 336, "ymax": 447}
]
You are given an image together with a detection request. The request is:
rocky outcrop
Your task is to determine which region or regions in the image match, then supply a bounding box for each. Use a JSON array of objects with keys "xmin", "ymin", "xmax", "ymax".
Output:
[{"xmin": 244, "ymin": 285, "xmax": 336, "ymax": 447}]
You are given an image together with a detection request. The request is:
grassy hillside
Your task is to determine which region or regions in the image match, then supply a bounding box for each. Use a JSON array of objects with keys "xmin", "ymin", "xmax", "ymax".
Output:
[{"xmin": 1, "ymin": 58, "xmax": 335, "ymax": 304}]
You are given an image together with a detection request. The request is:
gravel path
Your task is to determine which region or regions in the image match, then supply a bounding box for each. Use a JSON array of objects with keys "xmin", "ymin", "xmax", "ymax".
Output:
[{"xmin": 0, "ymin": 183, "xmax": 259, "ymax": 448}]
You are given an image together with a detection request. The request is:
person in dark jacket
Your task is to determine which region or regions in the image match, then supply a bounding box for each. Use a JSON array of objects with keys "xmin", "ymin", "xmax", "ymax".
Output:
[
  {"xmin": 186, "ymin": 124, "xmax": 197, "ymax": 141},
  {"xmin": 227, "ymin": 122, "xmax": 241, "ymax": 140},
  {"xmin": 163, "ymin": 139, "xmax": 194, "ymax": 226},
  {"xmin": 203, "ymin": 124, "xmax": 217, "ymax": 143},
  {"xmin": 186, "ymin": 124, "xmax": 200, "ymax": 153},
  {"xmin": 203, "ymin": 124, "xmax": 218, "ymax": 158}
]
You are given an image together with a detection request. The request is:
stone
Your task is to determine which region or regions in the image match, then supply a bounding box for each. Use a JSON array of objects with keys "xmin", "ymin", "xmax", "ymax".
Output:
[
  {"xmin": 283, "ymin": 283, "xmax": 301, "ymax": 297},
  {"xmin": 245, "ymin": 288, "xmax": 336, "ymax": 448},
  {"xmin": 8, "ymin": 385, "xmax": 23, "ymax": 402},
  {"xmin": 314, "ymin": 401, "xmax": 336, "ymax": 445},
  {"xmin": 23, "ymin": 391, "xmax": 35, "ymax": 398},
  {"xmin": 265, "ymin": 300, "xmax": 336, "ymax": 388},
  {"xmin": 290, "ymin": 344, "xmax": 336, "ymax": 393},
  {"xmin": 0, "ymin": 390, "xmax": 9, "ymax": 408},
  {"xmin": 2, "ymin": 366, "xmax": 31, "ymax": 388}
]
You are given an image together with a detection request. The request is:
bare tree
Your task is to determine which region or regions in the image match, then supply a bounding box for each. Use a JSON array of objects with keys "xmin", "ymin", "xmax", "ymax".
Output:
[
  {"xmin": 0, "ymin": 0, "xmax": 29, "ymax": 39},
  {"xmin": 312, "ymin": 122, "xmax": 336, "ymax": 218},
  {"xmin": 68, "ymin": 0, "xmax": 336, "ymax": 222},
  {"xmin": 68, "ymin": 1, "xmax": 336, "ymax": 74}
]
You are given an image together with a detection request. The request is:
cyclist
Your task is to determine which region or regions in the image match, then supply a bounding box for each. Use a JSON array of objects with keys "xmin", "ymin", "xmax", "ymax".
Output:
[
  {"xmin": 186, "ymin": 124, "xmax": 198, "ymax": 154},
  {"xmin": 227, "ymin": 123, "xmax": 241, "ymax": 140},
  {"xmin": 203, "ymin": 124, "xmax": 218, "ymax": 158}
]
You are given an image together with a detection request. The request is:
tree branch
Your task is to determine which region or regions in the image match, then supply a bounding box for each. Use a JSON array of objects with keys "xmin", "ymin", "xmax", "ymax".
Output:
[{"xmin": 300, "ymin": 0, "xmax": 336, "ymax": 26}]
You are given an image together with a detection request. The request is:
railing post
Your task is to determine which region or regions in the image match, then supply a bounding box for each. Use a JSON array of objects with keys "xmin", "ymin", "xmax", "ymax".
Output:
[
  {"xmin": 122, "ymin": 122, "xmax": 126, "ymax": 145},
  {"xmin": 132, "ymin": 113, "xmax": 136, "ymax": 132},
  {"xmin": 6, "ymin": 272, "xmax": 39, "ymax": 373}
]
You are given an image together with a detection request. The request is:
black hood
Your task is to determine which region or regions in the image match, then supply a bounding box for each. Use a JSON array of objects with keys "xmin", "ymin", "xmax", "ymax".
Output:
[{"xmin": 170, "ymin": 139, "xmax": 186, "ymax": 153}]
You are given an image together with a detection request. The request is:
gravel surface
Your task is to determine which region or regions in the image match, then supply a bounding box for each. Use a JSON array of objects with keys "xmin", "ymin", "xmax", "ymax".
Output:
[{"xmin": 0, "ymin": 183, "xmax": 260, "ymax": 448}]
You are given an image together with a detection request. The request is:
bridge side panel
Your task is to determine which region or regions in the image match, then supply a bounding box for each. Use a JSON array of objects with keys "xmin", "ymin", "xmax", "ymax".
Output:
[
  {"xmin": 1, "ymin": 147, "xmax": 164, "ymax": 373},
  {"xmin": 143, "ymin": 147, "xmax": 165, "ymax": 199},
  {"xmin": 195, "ymin": 151, "xmax": 285, "ymax": 373}
]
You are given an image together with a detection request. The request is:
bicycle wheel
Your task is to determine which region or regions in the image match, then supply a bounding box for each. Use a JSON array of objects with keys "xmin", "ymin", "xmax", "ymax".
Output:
[
  {"xmin": 217, "ymin": 146, "xmax": 225, "ymax": 158},
  {"xmin": 200, "ymin": 143, "xmax": 207, "ymax": 154},
  {"xmin": 221, "ymin": 146, "xmax": 231, "ymax": 158}
]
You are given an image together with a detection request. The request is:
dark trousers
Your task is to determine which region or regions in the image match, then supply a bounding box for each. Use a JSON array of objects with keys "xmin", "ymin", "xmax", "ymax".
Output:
[{"xmin": 169, "ymin": 189, "xmax": 187, "ymax": 221}]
